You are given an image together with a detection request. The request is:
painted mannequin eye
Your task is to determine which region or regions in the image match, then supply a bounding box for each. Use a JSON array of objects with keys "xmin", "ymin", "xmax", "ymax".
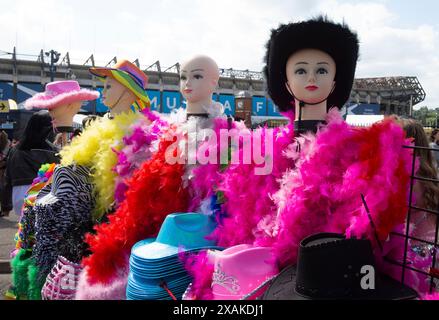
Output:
[
  {"xmin": 295, "ymin": 68, "xmax": 306, "ymax": 75},
  {"xmin": 180, "ymin": 75, "xmax": 187, "ymax": 81},
  {"xmin": 316, "ymin": 68, "xmax": 328, "ymax": 75},
  {"xmin": 194, "ymin": 74, "xmax": 204, "ymax": 80}
]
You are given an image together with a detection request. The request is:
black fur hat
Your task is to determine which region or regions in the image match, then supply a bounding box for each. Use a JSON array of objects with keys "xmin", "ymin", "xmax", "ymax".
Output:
[{"xmin": 263, "ymin": 16, "xmax": 359, "ymax": 112}]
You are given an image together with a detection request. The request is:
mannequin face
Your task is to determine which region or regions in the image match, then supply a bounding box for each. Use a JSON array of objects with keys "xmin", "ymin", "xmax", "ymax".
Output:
[
  {"xmin": 102, "ymin": 77, "xmax": 135, "ymax": 109},
  {"xmin": 49, "ymin": 102, "xmax": 81, "ymax": 127},
  {"xmin": 180, "ymin": 56, "xmax": 219, "ymax": 104},
  {"xmin": 285, "ymin": 48, "xmax": 336, "ymax": 105}
]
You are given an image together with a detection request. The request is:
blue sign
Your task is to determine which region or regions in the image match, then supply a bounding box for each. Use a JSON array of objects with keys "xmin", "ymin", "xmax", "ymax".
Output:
[
  {"xmin": 146, "ymin": 90, "xmax": 161, "ymax": 112},
  {"xmin": 267, "ymin": 99, "xmax": 281, "ymax": 116},
  {"xmin": 162, "ymin": 91, "xmax": 182, "ymax": 113},
  {"xmin": 347, "ymin": 103, "xmax": 380, "ymax": 115},
  {"xmin": 0, "ymin": 82, "xmax": 43, "ymax": 105},
  {"xmin": 17, "ymin": 83, "xmax": 43, "ymax": 103},
  {"xmin": 93, "ymin": 87, "xmax": 109, "ymax": 113},
  {"xmin": 0, "ymin": 82, "xmax": 14, "ymax": 101},
  {"xmin": 0, "ymin": 82, "xmax": 287, "ymax": 119},
  {"xmin": 252, "ymin": 96, "xmax": 267, "ymax": 116},
  {"xmin": 219, "ymin": 94, "xmax": 235, "ymax": 116}
]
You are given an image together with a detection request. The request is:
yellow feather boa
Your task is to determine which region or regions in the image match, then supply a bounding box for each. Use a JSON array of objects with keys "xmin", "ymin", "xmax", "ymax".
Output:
[{"xmin": 60, "ymin": 111, "xmax": 143, "ymax": 220}]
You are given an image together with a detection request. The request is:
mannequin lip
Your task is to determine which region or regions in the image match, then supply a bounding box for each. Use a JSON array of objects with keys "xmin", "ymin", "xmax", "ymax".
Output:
[
  {"xmin": 184, "ymin": 89, "xmax": 193, "ymax": 94},
  {"xmin": 305, "ymin": 85, "xmax": 319, "ymax": 91}
]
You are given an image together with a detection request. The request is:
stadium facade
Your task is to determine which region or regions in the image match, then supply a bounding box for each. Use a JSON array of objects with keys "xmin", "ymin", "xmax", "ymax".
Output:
[{"xmin": 0, "ymin": 48, "xmax": 426, "ymax": 133}]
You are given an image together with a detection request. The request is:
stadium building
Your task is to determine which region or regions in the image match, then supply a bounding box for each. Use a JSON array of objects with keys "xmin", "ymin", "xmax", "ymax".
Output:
[{"xmin": 0, "ymin": 48, "xmax": 426, "ymax": 135}]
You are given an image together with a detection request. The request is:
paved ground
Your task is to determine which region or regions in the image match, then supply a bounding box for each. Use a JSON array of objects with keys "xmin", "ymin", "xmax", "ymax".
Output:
[{"xmin": 0, "ymin": 212, "xmax": 18, "ymax": 300}]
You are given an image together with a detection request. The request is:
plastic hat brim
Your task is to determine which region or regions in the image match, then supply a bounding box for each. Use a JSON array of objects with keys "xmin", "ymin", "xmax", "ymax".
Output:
[{"xmin": 24, "ymin": 89, "xmax": 100, "ymax": 110}]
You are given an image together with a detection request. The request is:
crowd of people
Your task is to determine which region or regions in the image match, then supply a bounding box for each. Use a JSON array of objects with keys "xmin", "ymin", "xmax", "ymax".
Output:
[{"xmin": 0, "ymin": 16, "xmax": 437, "ymax": 301}]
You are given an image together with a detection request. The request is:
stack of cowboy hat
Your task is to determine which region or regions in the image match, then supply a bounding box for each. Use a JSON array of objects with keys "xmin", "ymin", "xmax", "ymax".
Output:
[{"xmin": 126, "ymin": 213, "xmax": 221, "ymax": 300}]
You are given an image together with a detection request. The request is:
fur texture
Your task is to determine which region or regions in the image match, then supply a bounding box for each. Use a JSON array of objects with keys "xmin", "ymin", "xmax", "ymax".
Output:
[{"xmin": 24, "ymin": 89, "xmax": 99, "ymax": 110}]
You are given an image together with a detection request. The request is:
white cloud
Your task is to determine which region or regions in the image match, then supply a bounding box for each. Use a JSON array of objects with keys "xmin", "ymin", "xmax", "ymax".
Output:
[{"xmin": 315, "ymin": 0, "xmax": 439, "ymax": 109}]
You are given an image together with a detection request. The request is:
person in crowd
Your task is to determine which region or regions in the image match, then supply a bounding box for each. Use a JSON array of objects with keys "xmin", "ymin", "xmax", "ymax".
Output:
[
  {"xmin": 400, "ymin": 119, "xmax": 439, "ymax": 243},
  {"xmin": 1, "ymin": 111, "xmax": 59, "ymax": 217},
  {"xmin": 0, "ymin": 130, "xmax": 11, "ymax": 214},
  {"xmin": 430, "ymin": 128, "xmax": 439, "ymax": 168}
]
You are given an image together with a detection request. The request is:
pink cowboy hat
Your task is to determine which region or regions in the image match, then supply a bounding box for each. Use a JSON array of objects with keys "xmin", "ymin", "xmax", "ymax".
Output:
[
  {"xmin": 210, "ymin": 244, "xmax": 279, "ymax": 300},
  {"xmin": 24, "ymin": 80, "xmax": 100, "ymax": 110}
]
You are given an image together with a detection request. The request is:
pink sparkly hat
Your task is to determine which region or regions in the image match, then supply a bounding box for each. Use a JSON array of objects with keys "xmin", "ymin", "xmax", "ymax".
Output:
[
  {"xmin": 210, "ymin": 244, "xmax": 279, "ymax": 300},
  {"xmin": 24, "ymin": 80, "xmax": 100, "ymax": 110}
]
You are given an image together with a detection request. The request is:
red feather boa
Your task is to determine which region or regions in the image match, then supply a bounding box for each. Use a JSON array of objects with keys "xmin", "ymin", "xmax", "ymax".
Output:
[{"xmin": 83, "ymin": 127, "xmax": 189, "ymax": 284}]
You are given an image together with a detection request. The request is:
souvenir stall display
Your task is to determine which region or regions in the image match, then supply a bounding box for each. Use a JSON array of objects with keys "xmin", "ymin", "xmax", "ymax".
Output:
[
  {"xmin": 7, "ymin": 81, "xmax": 99, "ymax": 300},
  {"xmin": 184, "ymin": 16, "xmax": 427, "ymax": 300},
  {"xmin": 76, "ymin": 55, "xmax": 240, "ymax": 300}
]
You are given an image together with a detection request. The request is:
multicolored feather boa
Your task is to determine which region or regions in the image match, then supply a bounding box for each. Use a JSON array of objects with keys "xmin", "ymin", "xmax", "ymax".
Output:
[
  {"xmin": 182, "ymin": 111, "xmax": 295, "ymax": 300},
  {"xmin": 186, "ymin": 109, "xmax": 420, "ymax": 299},
  {"xmin": 76, "ymin": 105, "xmax": 233, "ymax": 299},
  {"xmin": 113, "ymin": 109, "xmax": 168, "ymax": 204},
  {"xmin": 60, "ymin": 110, "xmax": 149, "ymax": 220}
]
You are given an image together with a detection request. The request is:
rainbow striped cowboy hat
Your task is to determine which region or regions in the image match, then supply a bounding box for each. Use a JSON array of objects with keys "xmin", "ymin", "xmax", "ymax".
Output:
[{"xmin": 89, "ymin": 60, "xmax": 150, "ymax": 111}]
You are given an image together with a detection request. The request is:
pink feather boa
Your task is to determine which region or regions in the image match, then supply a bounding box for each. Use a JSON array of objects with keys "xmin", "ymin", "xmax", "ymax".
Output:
[
  {"xmin": 187, "ymin": 117, "xmax": 237, "ymax": 212},
  {"xmin": 211, "ymin": 111, "xmax": 295, "ymax": 246},
  {"xmin": 113, "ymin": 108, "xmax": 168, "ymax": 204},
  {"xmin": 266, "ymin": 110, "xmax": 412, "ymax": 265},
  {"xmin": 186, "ymin": 109, "xmax": 418, "ymax": 299}
]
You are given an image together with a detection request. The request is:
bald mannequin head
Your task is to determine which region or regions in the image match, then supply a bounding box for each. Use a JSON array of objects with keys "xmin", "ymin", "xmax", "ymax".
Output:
[{"xmin": 180, "ymin": 55, "xmax": 220, "ymax": 114}]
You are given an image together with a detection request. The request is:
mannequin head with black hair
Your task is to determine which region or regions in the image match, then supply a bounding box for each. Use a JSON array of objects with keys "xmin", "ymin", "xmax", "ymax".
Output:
[{"xmin": 263, "ymin": 16, "xmax": 359, "ymax": 134}]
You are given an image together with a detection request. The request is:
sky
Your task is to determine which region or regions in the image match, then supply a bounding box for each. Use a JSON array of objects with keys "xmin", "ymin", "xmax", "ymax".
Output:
[{"xmin": 0, "ymin": 0, "xmax": 438, "ymax": 109}]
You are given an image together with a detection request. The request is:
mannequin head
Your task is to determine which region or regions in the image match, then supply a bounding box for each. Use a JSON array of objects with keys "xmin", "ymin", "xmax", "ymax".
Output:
[
  {"xmin": 24, "ymin": 80, "xmax": 99, "ymax": 130},
  {"xmin": 89, "ymin": 59, "xmax": 150, "ymax": 115},
  {"xmin": 180, "ymin": 55, "xmax": 220, "ymax": 114},
  {"xmin": 264, "ymin": 16, "xmax": 359, "ymax": 117},
  {"xmin": 285, "ymin": 48, "xmax": 336, "ymax": 120},
  {"xmin": 48, "ymin": 101, "xmax": 82, "ymax": 128},
  {"xmin": 102, "ymin": 77, "xmax": 137, "ymax": 115}
]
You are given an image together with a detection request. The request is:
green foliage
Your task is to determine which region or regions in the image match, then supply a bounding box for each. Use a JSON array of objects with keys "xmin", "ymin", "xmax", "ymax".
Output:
[{"xmin": 412, "ymin": 107, "xmax": 439, "ymax": 127}]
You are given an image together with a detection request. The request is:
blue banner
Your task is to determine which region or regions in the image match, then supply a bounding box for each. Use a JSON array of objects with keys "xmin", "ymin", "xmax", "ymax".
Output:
[
  {"xmin": 0, "ymin": 82, "xmax": 43, "ymax": 106},
  {"xmin": 0, "ymin": 82, "xmax": 13, "ymax": 101},
  {"xmin": 219, "ymin": 94, "xmax": 235, "ymax": 116},
  {"xmin": 146, "ymin": 90, "xmax": 161, "ymax": 112},
  {"xmin": 267, "ymin": 99, "xmax": 281, "ymax": 116},
  {"xmin": 162, "ymin": 91, "xmax": 182, "ymax": 113},
  {"xmin": 252, "ymin": 96, "xmax": 267, "ymax": 116},
  {"xmin": 93, "ymin": 87, "xmax": 109, "ymax": 113},
  {"xmin": 0, "ymin": 82, "xmax": 286, "ymax": 118}
]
